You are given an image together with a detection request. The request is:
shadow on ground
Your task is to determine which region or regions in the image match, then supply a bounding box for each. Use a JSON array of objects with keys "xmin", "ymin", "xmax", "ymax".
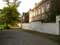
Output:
[
  {"xmin": 23, "ymin": 29, "xmax": 60, "ymax": 43},
  {"xmin": 0, "ymin": 28, "xmax": 60, "ymax": 45}
]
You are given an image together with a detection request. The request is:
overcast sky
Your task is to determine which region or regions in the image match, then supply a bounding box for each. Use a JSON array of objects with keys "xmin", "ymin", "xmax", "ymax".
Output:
[{"xmin": 0, "ymin": 0, "xmax": 41, "ymax": 14}]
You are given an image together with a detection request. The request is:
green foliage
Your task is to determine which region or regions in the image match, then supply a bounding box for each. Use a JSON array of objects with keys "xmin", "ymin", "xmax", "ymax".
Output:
[
  {"xmin": 43, "ymin": 0, "xmax": 59, "ymax": 23},
  {"xmin": 0, "ymin": 23, "xmax": 6, "ymax": 30},
  {"xmin": 1, "ymin": 6, "xmax": 20, "ymax": 24},
  {"xmin": 3, "ymin": 0, "xmax": 21, "ymax": 7},
  {"xmin": 0, "ymin": 0, "xmax": 21, "ymax": 28}
]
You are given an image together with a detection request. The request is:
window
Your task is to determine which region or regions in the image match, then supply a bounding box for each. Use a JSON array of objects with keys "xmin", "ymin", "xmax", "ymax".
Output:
[
  {"xmin": 42, "ymin": 14, "xmax": 45, "ymax": 19},
  {"xmin": 35, "ymin": 10, "xmax": 37, "ymax": 16},
  {"xmin": 46, "ymin": 2, "xmax": 50, "ymax": 11},
  {"xmin": 42, "ymin": 7, "xmax": 44, "ymax": 13},
  {"xmin": 34, "ymin": 11, "xmax": 36, "ymax": 16},
  {"xmin": 38, "ymin": 8, "xmax": 41, "ymax": 14}
]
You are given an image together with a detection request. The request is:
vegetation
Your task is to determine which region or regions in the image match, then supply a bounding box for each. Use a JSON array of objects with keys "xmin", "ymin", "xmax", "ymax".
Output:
[
  {"xmin": 49, "ymin": 0, "xmax": 60, "ymax": 23},
  {"xmin": 42, "ymin": 0, "xmax": 59, "ymax": 23},
  {"xmin": 0, "ymin": 0, "xmax": 21, "ymax": 29}
]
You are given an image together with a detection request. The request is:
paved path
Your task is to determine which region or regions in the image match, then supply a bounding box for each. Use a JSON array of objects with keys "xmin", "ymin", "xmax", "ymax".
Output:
[{"xmin": 0, "ymin": 29, "xmax": 59, "ymax": 45}]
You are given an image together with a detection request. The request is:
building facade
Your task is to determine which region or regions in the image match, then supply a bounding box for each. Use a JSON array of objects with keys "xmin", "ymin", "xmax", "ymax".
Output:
[
  {"xmin": 29, "ymin": 0, "xmax": 60, "ymax": 23},
  {"xmin": 22, "ymin": 12, "xmax": 29, "ymax": 23}
]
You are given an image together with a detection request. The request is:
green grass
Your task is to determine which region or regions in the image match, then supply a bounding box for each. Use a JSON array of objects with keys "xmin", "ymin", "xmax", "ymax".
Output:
[{"xmin": 0, "ymin": 23, "xmax": 6, "ymax": 30}]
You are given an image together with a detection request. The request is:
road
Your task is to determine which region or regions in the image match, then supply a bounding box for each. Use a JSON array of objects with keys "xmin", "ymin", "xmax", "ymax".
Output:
[{"xmin": 0, "ymin": 29, "xmax": 59, "ymax": 45}]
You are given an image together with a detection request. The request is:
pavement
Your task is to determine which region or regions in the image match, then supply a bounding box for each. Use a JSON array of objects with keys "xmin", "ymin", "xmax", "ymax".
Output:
[{"xmin": 0, "ymin": 29, "xmax": 59, "ymax": 45}]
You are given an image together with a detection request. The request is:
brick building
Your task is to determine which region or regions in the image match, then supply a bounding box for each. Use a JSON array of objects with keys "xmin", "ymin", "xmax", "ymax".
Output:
[
  {"xmin": 22, "ymin": 12, "xmax": 29, "ymax": 23},
  {"xmin": 29, "ymin": 0, "xmax": 60, "ymax": 23}
]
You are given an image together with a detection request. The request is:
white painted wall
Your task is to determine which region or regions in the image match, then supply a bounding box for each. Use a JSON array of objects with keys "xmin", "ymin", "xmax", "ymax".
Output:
[
  {"xmin": 22, "ymin": 23, "xmax": 32, "ymax": 30},
  {"xmin": 22, "ymin": 22, "xmax": 59, "ymax": 35},
  {"xmin": 41, "ymin": 23, "xmax": 59, "ymax": 35},
  {"xmin": 22, "ymin": 16, "xmax": 60, "ymax": 35}
]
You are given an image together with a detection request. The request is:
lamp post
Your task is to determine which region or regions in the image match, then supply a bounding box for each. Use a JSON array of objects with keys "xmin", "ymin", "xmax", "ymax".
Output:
[{"xmin": 21, "ymin": 15, "xmax": 23, "ymax": 29}]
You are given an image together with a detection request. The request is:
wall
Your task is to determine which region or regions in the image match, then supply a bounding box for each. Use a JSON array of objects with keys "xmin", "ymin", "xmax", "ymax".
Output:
[
  {"xmin": 22, "ymin": 22, "xmax": 59, "ymax": 35},
  {"xmin": 22, "ymin": 23, "xmax": 32, "ymax": 30},
  {"xmin": 22, "ymin": 16, "xmax": 60, "ymax": 35}
]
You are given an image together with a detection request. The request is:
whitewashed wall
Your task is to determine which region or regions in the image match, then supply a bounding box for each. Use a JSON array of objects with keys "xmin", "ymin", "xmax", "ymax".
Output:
[
  {"xmin": 22, "ymin": 22, "xmax": 59, "ymax": 35},
  {"xmin": 43, "ymin": 23, "xmax": 58, "ymax": 34},
  {"xmin": 22, "ymin": 23, "xmax": 32, "ymax": 30}
]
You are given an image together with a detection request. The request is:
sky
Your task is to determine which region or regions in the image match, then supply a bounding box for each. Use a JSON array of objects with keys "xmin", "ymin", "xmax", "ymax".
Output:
[
  {"xmin": 0, "ymin": 0, "xmax": 41, "ymax": 14},
  {"xmin": 18, "ymin": 0, "xmax": 41, "ymax": 14}
]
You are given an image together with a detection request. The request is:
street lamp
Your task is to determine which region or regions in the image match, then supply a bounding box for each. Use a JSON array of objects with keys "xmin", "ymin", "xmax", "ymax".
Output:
[{"xmin": 20, "ymin": 15, "xmax": 23, "ymax": 29}]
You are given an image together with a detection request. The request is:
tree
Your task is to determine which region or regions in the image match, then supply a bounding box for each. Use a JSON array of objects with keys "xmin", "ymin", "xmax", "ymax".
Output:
[
  {"xmin": 2, "ymin": 0, "xmax": 21, "ymax": 28},
  {"xmin": 3, "ymin": 0, "xmax": 21, "ymax": 7}
]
